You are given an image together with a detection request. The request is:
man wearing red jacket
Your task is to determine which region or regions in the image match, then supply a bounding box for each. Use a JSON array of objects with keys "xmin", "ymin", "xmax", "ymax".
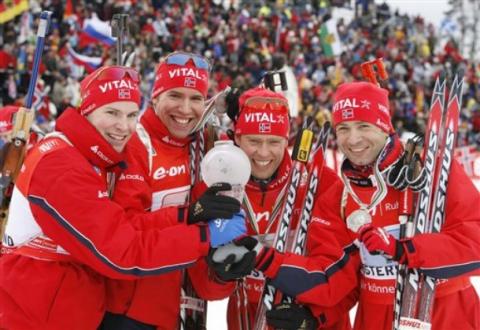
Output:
[
  {"xmin": 318, "ymin": 81, "xmax": 480, "ymax": 329},
  {"xmin": 102, "ymin": 53, "xmax": 241, "ymax": 329},
  {"xmin": 0, "ymin": 66, "xmax": 245, "ymax": 329},
  {"xmin": 209, "ymin": 87, "xmax": 359, "ymax": 329}
]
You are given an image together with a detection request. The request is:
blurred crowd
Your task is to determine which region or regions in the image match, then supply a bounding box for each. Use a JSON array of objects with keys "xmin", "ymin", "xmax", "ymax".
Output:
[{"xmin": 1, "ymin": 0, "xmax": 479, "ymax": 148}]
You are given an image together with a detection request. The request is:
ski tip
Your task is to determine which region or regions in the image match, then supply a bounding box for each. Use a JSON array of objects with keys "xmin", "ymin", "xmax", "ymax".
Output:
[
  {"xmin": 437, "ymin": 71, "xmax": 447, "ymax": 85},
  {"xmin": 448, "ymin": 73, "xmax": 464, "ymax": 103},
  {"xmin": 431, "ymin": 76, "xmax": 446, "ymax": 104}
]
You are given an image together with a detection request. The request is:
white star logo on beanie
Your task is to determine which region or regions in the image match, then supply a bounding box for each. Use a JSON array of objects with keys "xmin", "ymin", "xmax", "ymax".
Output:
[{"xmin": 361, "ymin": 100, "xmax": 371, "ymax": 109}]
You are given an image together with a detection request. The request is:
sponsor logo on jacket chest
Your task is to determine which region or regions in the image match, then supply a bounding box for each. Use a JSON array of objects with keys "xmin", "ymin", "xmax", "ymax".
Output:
[
  {"xmin": 119, "ymin": 173, "xmax": 145, "ymax": 181},
  {"xmin": 90, "ymin": 145, "xmax": 113, "ymax": 164},
  {"xmin": 38, "ymin": 140, "xmax": 60, "ymax": 153},
  {"xmin": 153, "ymin": 164, "xmax": 186, "ymax": 180}
]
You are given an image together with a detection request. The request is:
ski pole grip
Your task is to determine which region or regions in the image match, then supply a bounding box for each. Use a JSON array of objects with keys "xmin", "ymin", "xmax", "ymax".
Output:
[
  {"xmin": 360, "ymin": 62, "xmax": 377, "ymax": 85},
  {"xmin": 263, "ymin": 70, "xmax": 288, "ymax": 92},
  {"xmin": 375, "ymin": 58, "xmax": 388, "ymax": 80},
  {"xmin": 360, "ymin": 58, "xmax": 388, "ymax": 87},
  {"xmin": 292, "ymin": 128, "xmax": 314, "ymax": 163}
]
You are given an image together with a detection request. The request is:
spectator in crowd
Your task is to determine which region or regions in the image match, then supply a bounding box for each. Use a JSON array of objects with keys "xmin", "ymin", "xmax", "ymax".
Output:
[{"xmin": 1, "ymin": 0, "xmax": 478, "ymax": 151}]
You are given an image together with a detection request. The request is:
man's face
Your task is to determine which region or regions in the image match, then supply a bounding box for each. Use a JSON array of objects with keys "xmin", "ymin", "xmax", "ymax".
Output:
[
  {"xmin": 335, "ymin": 121, "xmax": 388, "ymax": 166},
  {"xmin": 153, "ymin": 87, "xmax": 205, "ymax": 139},
  {"xmin": 235, "ymin": 134, "xmax": 288, "ymax": 180},
  {"xmin": 87, "ymin": 101, "xmax": 139, "ymax": 152}
]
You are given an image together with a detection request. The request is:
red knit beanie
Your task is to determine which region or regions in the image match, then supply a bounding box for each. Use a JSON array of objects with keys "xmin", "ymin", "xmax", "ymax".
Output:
[
  {"xmin": 332, "ymin": 82, "xmax": 393, "ymax": 133},
  {"xmin": 151, "ymin": 53, "xmax": 209, "ymax": 98},
  {"xmin": 78, "ymin": 66, "xmax": 142, "ymax": 116},
  {"xmin": 0, "ymin": 105, "xmax": 19, "ymax": 133},
  {"xmin": 234, "ymin": 87, "xmax": 290, "ymax": 138}
]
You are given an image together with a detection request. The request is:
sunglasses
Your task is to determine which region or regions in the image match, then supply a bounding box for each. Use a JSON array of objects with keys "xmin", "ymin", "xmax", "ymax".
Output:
[
  {"xmin": 243, "ymin": 96, "xmax": 289, "ymax": 112},
  {"xmin": 164, "ymin": 52, "xmax": 211, "ymax": 71},
  {"xmin": 83, "ymin": 66, "xmax": 140, "ymax": 91}
]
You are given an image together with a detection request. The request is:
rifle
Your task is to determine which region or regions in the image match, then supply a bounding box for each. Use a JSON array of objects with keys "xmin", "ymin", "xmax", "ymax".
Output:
[
  {"xmin": 0, "ymin": 11, "xmax": 52, "ymax": 244},
  {"xmin": 111, "ymin": 14, "xmax": 129, "ymax": 65}
]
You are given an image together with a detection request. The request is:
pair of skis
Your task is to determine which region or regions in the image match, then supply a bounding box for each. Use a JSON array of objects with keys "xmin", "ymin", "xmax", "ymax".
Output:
[
  {"xmin": 393, "ymin": 72, "xmax": 464, "ymax": 330},
  {"xmin": 252, "ymin": 121, "xmax": 331, "ymax": 329}
]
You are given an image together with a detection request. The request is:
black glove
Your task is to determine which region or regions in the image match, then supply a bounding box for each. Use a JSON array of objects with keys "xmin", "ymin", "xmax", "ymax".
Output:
[
  {"xmin": 225, "ymin": 88, "xmax": 241, "ymax": 123},
  {"xmin": 187, "ymin": 182, "xmax": 240, "ymax": 224},
  {"xmin": 207, "ymin": 247, "xmax": 256, "ymax": 282},
  {"xmin": 207, "ymin": 236, "xmax": 272, "ymax": 281},
  {"xmin": 266, "ymin": 303, "xmax": 319, "ymax": 330}
]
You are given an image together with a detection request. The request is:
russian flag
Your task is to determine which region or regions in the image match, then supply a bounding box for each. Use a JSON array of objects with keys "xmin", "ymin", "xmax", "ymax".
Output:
[
  {"xmin": 82, "ymin": 14, "xmax": 115, "ymax": 46},
  {"xmin": 66, "ymin": 44, "xmax": 102, "ymax": 73}
]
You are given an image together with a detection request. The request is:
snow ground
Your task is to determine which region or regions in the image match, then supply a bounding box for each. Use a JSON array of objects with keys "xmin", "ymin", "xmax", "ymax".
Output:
[{"xmin": 206, "ymin": 277, "xmax": 480, "ymax": 329}]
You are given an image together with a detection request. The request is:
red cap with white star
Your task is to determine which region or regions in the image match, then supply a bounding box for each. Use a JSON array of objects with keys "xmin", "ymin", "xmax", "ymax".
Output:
[
  {"xmin": 0, "ymin": 105, "xmax": 19, "ymax": 133},
  {"xmin": 235, "ymin": 87, "xmax": 290, "ymax": 139},
  {"xmin": 332, "ymin": 82, "xmax": 393, "ymax": 133}
]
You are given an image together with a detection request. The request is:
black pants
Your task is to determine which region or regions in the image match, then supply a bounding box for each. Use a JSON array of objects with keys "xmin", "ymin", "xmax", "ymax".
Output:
[{"xmin": 98, "ymin": 312, "xmax": 156, "ymax": 330}]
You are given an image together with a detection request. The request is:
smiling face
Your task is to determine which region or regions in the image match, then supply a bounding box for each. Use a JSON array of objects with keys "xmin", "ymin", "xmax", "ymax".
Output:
[
  {"xmin": 235, "ymin": 134, "xmax": 288, "ymax": 180},
  {"xmin": 335, "ymin": 121, "xmax": 388, "ymax": 166},
  {"xmin": 153, "ymin": 87, "xmax": 206, "ymax": 139},
  {"xmin": 87, "ymin": 101, "xmax": 139, "ymax": 152}
]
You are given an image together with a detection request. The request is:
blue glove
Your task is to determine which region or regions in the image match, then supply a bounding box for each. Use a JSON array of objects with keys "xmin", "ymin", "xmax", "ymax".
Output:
[{"xmin": 208, "ymin": 211, "xmax": 246, "ymax": 248}]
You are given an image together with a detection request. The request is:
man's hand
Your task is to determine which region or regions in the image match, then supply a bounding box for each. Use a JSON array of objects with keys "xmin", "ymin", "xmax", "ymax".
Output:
[
  {"xmin": 207, "ymin": 247, "xmax": 256, "ymax": 281},
  {"xmin": 188, "ymin": 183, "xmax": 240, "ymax": 224},
  {"xmin": 208, "ymin": 236, "xmax": 275, "ymax": 281},
  {"xmin": 358, "ymin": 224, "xmax": 405, "ymax": 262},
  {"xmin": 207, "ymin": 211, "xmax": 246, "ymax": 248},
  {"xmin": 266, "ymin": 302, "xmax": 319, "ymax": 330}
]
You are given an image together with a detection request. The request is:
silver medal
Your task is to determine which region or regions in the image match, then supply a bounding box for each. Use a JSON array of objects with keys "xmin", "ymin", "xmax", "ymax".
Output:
[{"xmin": 346, "ymin": 209, "xmax": 372, "ymax": 232}]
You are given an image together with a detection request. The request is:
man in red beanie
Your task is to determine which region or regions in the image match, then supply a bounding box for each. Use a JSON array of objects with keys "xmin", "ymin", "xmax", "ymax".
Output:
[
  {"xmin": 205, "ymin": 86, "xmax": 359, "ymax": 330},
  {"xmin": 313, "ymin": 81, "xmax": 480, "ymax": 329},
  {"xmin": 101, "ymin": 53, "xmax": 243, "ymax": 329},
  {"xmin": 0, "ymin": 65, "xmax": 245, "ymax": 329}
]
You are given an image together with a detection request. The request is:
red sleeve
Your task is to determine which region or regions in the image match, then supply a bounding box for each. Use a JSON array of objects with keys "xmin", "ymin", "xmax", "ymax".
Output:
[
  {"xmin": 405, "ymin": 161, "xmax": 480, "ymax": 277},
  {"xmin": 262, "ymin": 180, "xmax": 360, "ymax": 307},
  {"xmin": 309, "ymin": 286, "xmax": 358, "ymax": 328},
  {"xmin": 28, "ymin": 151, "xmax": 210, "ymax": 280},
  {"xmin": 188, "ymin": 258, "xmax": 235, "ymax": 300},
  {"xmin": 112, "ymin": 134, "xmax": 187, "ymax": 230}
]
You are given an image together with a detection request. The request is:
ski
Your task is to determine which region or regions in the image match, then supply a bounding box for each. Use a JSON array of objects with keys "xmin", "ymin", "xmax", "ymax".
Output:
[
  {"xmin": 253, "ymin": 122, "xmax": 331, "ymax": 329},
  {"xmin": 280, "ymin": 122, "xmax": 331, "ymax": 306},
  {"xmin": 395, "ymin": 72, "xmax": 464, "ymax": 330},
  {"xmin": 252, "ymin": 125, "xmax": 314, "ymax": 330},
  {"xmin": 415, "ymin": 73, "xmax": 464, "ymax": 326},
  {"xmin": 395, "ymin": 76, "xmax": 446, "ymax": 330}
]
